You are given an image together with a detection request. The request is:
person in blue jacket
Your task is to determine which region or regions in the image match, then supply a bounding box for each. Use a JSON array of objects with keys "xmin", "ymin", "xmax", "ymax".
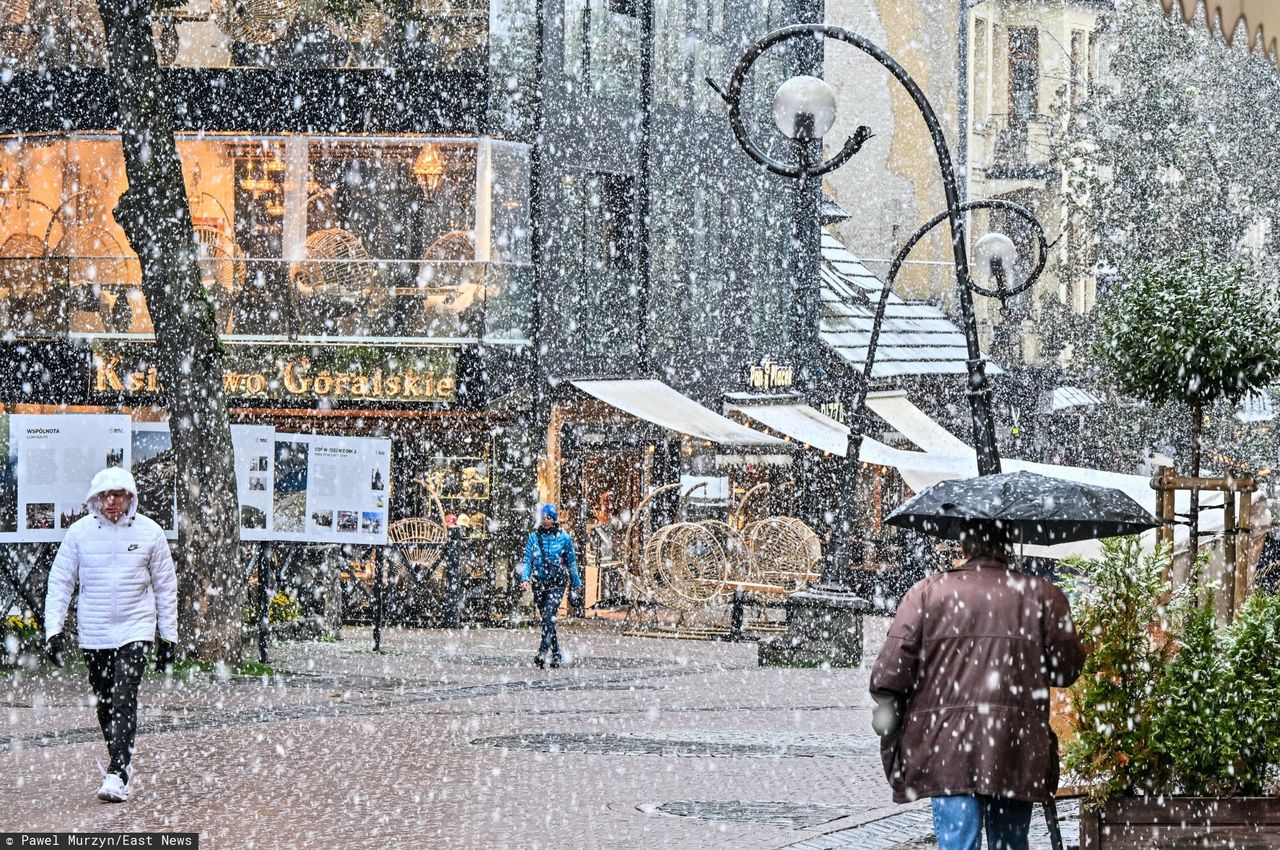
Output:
[{"xmin": 521, "ymin": 504, "xmax": 582, "ymax": 668}]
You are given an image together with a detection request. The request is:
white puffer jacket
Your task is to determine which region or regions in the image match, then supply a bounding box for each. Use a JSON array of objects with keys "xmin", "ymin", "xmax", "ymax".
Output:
[{"xmin": 44, "ymin": 466, "xmax": 179, "ymax": 650}]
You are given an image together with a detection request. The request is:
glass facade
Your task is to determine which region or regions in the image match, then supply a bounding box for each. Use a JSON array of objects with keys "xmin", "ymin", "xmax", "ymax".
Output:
[
  {"xmin": 562, "ymin": 0, "xmax": 642, "ymax": 104},
  {"xmin": 2, "ymin": 0, "xmax": 488, "ymax": 71},
  {"xmin": 0, "ymin": 133, "xmax": 532, "ymax": 344}
]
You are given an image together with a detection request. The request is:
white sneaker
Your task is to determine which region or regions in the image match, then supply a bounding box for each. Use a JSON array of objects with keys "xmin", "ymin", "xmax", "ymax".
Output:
[{"xmin": 96, "ymin": 772, "xmax": 128, "ymax": 803}]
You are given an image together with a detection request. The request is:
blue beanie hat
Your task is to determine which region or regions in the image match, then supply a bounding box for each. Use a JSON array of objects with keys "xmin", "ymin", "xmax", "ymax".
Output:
[{"xmin": 541, "ymin": 504, "xmax": 558, "ymax": 522}]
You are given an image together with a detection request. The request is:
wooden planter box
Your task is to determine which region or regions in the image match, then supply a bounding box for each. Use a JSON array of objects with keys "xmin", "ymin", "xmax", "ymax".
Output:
[{"xmin": 1080, "ymin": 796, "xmax": 1280, "ymax": 849}]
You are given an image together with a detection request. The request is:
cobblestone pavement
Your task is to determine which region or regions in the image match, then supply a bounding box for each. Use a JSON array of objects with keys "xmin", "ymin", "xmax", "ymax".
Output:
[{"xmin": 1, "ymin": 617, "xmax": 1078, "ymax": 849}]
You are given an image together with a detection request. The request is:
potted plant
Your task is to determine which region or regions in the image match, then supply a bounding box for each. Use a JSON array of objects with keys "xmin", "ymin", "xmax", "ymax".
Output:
[
  {"xmin": 1, "ymin": 611, "xmax": 41, "ymax": 668},
  {"xmin": 1062, "ymin": 538, "xmax": 1280, "ymax": 848}
]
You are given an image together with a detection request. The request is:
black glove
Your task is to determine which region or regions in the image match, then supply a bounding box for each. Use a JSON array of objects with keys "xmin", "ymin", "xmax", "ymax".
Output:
[
  {"xmin": 46, "ymin": 633, "xmax": 66, "ymax": 668},
  {"xmin": 568, "ymin": 588, "xmax": 583, "ymax": 609},
  {"xmin": 155, "ymin": 639, "xmax": 177, "ymax": 674}
]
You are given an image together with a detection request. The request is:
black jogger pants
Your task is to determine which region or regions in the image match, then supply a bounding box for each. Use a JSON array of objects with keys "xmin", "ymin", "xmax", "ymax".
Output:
[{"xmin": 83, "ymin": 641, "xmax": 149, "ymax": 782}]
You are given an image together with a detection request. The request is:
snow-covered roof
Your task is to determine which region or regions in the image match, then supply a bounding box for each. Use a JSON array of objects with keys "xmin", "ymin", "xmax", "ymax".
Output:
[{"xmin": 820, "ymin": 230, "xmax": 1003, "ymax": 379}]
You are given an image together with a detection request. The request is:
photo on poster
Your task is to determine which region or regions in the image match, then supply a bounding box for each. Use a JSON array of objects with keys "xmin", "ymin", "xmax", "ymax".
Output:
[
  {"xmin": 336, "ymin": 510, "xmax": 358, "ymax": 533},
  {"xmin": 370, "ymin": 468, "xmax": 385, "ymax": 491},
  {"xmin": 249, "ymin": 456, "xmax": 269, "ymax": 472},
  {"xmin": 0, "ymin": 415, "xmax": 15, "ymax": 534},
  {"xmin": 106, "ymin": 447, "xmax": 125, "ymax": 468},
  {"xmin": 131, "ymin": 427, "xmax": 176, "ymax": 530},
  {"xmin": 25, "ymin": 502, "xmax": 54, "ymax": 530},
  {"xmin": 311, "ymin": 509, "xmax": 334, "ymax": 529},
  {"xmin": 58, "ymin": 502, "xmax": 89, "ymax": 528},
  {"xmin": 273, "ymin": 440, "xmax": 309, "ymax": 533},
  {"xmin": 361, "ymin": 511, "xmax": 384, "ymax": 535},
  {"xmin": 248, "ymin": 476, "xmax": 267, "ymax": 492},
  {"xmin": 240, "ymin": 505, "xmax": 267, "ymax": 530}
]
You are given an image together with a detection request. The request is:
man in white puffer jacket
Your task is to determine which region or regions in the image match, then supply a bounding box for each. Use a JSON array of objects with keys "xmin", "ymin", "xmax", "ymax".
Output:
[{"xmin": 44, "ymin": 466, "xmax": 178, "ymax": 804}]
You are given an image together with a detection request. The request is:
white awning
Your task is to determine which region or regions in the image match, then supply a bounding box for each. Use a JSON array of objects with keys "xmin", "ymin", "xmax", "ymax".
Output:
[
  {"xmin": 572, "ymin": 379, "xmax": 789, "ymax": 449},
  {"xmin": 1039, "ymin": 386, "xmax": 1103, "ymax": 414},
  {"xmin": 1237, "ymin": 392, "xmax": 1275, "ymax": 423},
  {"xmin": 865, "ymin": 390, "xmax": 971, "ymax": 455},
  {"xmin": 727, "ymin": 402, "xmax": 851, "ymax": 456},
  {"xmin": 853, "ymin": 390, "xmax": 1225, "ymax": 559}
]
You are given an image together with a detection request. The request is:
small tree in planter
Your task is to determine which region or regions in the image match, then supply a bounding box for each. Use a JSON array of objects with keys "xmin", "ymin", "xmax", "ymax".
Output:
[
  {"xmin": 1095, "ymin": 254, "xmax": 1280, "ymax": 556},
  {"xmin": 1063, "ymin": 538, "xmax": 1280, "ymax": 847}
]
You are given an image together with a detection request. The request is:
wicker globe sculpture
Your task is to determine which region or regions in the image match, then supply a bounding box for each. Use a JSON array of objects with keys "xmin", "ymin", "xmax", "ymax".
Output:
[
  {"xmin": 213, "ymin": 0, "xmax": 298, "ymax": 45},
  {"xmin": 741, "ymin": 517, "xmax": 822, "ymax": 592},
  {"xmin": 697, "ymin": 519, "xmax": 757, "ymax": 585},
  {"xmin": 54, "ymin": 224, "xmax": 141, "ymax": 332},
  {"xmin": 194, "ymin": 225, "xmax": 245, "ymax": 332},
  {"xmin": 0, "ymin": 232, "xmax": 57, "ymax": 330},
  {"xmin": 325, "ymin": 1, "xmax": 390, "ymax": 44},
  {"xmin": 1, "ymin": 0, "xmax": 38, "ymax": 62},
  {"xmin": 292, "ymin": 227, "xmax": 383, "ymax": 328},
  {"xmin": 638, "ymin": 522, "xmax": 727, "ymax": 612}
]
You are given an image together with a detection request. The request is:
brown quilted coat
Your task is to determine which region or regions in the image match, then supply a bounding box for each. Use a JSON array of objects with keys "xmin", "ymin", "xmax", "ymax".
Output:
[{"xmin": 869, "ymin": 556, "xmax": 1085, "ymax": 803}]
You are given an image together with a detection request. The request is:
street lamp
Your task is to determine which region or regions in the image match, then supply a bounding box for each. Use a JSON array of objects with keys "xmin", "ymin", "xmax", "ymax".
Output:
[{"xmin": 712, "ymin": 25, "xmax": 1049, "ymax": 645}]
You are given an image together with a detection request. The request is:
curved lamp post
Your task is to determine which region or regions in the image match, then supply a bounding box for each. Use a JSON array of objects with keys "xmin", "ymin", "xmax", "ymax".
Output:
[{"xmin": 713, "ymin": 23, "xmax": 1049, "ymax": 593}]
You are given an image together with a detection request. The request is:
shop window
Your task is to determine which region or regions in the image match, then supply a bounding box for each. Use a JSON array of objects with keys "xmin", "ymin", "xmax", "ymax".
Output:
[{"xmin": 0, "ymin": 134, "xmax": 531, "ymax": 344}]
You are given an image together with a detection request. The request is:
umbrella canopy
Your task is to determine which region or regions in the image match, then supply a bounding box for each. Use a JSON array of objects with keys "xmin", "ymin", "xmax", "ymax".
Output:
[{"xmin": 885, "ymin": 470, "xmax": 1160, "ymax": 546}]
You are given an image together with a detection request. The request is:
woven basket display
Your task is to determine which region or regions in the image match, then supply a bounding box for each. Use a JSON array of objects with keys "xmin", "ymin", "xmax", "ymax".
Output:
[{"xmin": 213, "ymin": 0, "xmax": 298, "ymax": 45}]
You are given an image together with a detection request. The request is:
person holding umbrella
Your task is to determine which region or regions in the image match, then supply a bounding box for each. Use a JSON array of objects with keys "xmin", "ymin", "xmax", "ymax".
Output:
[{"xmin": 868, "ymin": 471, "xmax": 1157, "ymax": 850}]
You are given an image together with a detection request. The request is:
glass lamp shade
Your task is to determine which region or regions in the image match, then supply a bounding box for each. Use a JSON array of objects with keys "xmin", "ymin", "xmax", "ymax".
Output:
[
  {"xmin": 974, "ymin": 232, "xmax": 1018, "ymax": 285},
  {"xmin": 772, "ymin": 75, "xmax": 838, "ymax": 140}
]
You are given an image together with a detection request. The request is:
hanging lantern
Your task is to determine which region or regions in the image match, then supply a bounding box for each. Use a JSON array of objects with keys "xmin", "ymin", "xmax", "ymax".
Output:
[{"xmin": 412, "ymin": 144, "xmax": 446, "ymax": 193}]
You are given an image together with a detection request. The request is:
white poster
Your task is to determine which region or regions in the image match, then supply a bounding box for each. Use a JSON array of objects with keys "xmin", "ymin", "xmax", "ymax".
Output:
[
  {"xmin": 131, "ymin": 421, "xmax": 177, "ymax": 539},
  {"xmin": 232, "ymin": 424, "xmax": 275, "ymax": 541},
  {"xmin": 7, "ymin": 414, "xmax": 132, "ymax": 543},
  {"xmin": 271, "ymin": 433, "xmax": 390, "ymax": 545}
]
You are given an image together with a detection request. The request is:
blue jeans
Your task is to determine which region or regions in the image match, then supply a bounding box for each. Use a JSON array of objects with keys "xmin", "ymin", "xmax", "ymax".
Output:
[
  {"xmin": 532, "ymin": 582, "xmax": 566, "ymax": 661},
  {"xmin": 931, "ymin": 795, "xmax": 1033, "ymax": 850}
]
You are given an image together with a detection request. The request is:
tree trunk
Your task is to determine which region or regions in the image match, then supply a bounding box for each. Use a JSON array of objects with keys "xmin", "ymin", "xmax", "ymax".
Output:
[
  {"xmin": 95, "ymin": 0, "xmax": 243, "ymax": 663},
  {"xmin": 1189, "ymin": 401, "xmax": 1202, "ymax": 563}
]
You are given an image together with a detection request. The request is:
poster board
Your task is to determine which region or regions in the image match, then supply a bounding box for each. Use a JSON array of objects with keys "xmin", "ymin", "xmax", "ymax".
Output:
[
  {"xmin": 232, "ymin": 424, "xmax": 275, "ymax": 541},
  {"xmin": 3, "ymin": 414, "xmax": 132, "ymax": 543},
  {"xmin": 272, "ymin": 433, "xmax": 391, "ymax": 545},
  {"xmin": 131, "ymin": 421, "xmax": 178, "ymax": 539}
]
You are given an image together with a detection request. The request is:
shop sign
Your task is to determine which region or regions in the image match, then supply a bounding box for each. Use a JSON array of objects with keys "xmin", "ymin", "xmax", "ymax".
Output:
[
  {"xmin": 818, "ymin": 399, "xmax": 848, "ymax": 427},
  {"xmin": 89, "ymin": 341, "xmax": 458, "ymax": 404},
  {"xmin": 747, "ymin": 356, "xmax": 794, "ymax": 391}
]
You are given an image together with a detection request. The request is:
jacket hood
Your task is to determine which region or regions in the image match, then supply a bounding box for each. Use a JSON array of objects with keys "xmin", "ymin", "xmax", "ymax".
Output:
[{"xmin": 84, "ymin": 466, "xmax": 139, "ymax": 524}]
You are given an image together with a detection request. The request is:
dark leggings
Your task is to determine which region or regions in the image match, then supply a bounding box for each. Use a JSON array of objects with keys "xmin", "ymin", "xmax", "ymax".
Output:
[
  {"xmin": 532, "ymin": 582, "xmax": 566, "ymax": 661},
  {"xmin": 83, "ymin": 642, "xmax": 149, "ymax": 782}
]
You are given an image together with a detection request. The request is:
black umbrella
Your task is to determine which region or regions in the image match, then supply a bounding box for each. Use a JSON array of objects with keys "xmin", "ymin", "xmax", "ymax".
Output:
[{"xmin": 884, "ymin": 469, "xmax": 1159, "ymax": 545}]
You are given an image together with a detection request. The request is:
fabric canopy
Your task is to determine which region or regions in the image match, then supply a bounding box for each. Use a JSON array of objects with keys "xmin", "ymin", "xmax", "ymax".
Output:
[
  {"xmin": 727, "ymin": 401, "xmax": 851, "ymax": 456},
  {"xmin": 865, "ymin": 390, "xmax": 971, "ymax": 455},
  {"xmin": 572, "ymin": 379, "xmax": 789, "ymax": 449},
  {"xmin": 858, "ymin": 392, "xmax": 1224, "ymax": 558},
  {"xmin": 1159, "ymin": 0, "xmax": 1278, "ymax": 68}
]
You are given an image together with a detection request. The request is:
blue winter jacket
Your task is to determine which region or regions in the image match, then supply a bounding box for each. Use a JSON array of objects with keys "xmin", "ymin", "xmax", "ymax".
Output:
[{"xmin": 522, "ymin": 527, "xmax": 582, "ymax": 588}]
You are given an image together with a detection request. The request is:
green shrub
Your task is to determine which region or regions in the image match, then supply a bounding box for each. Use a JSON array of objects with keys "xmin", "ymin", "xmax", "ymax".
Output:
[{"xmin": 1064, "ymin": 537, "xmax": 1280, "ymax": 803}]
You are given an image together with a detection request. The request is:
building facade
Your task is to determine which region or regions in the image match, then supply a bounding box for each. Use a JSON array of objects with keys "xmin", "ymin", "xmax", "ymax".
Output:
[{"xmin": 0, "ymin": 0, "xmax": 806, "ymax": 617}]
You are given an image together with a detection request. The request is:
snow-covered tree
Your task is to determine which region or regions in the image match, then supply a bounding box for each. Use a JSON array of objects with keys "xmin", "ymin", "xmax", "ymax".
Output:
[
  {"xmin": 95, "ymin": 0, "xmax": 242, "ymax": 662},
  {"xmin": 1096, "ymin": 254, "xmax": 1280, "ymax": 552},
  {"xmin": 1060, "ymin": 0, "xmax": 1280, "ymax": 280}
]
